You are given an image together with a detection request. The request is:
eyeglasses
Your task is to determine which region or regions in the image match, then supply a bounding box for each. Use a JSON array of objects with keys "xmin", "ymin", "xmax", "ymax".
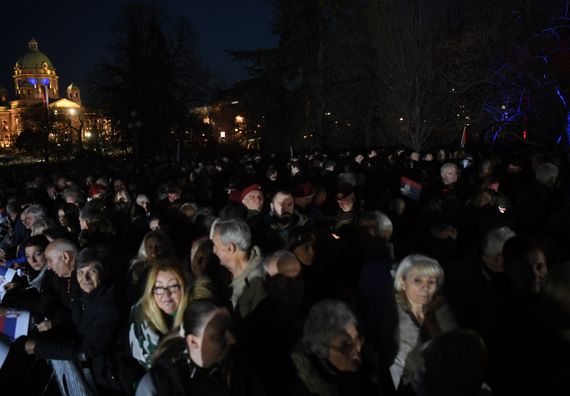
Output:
[
  {"xmin": 328, "ymin": 334, "xmax": 364, "ymax": 356},
  {"xmin": 152, "ymin": 284, "xmax": 181, "ymax": 295}
]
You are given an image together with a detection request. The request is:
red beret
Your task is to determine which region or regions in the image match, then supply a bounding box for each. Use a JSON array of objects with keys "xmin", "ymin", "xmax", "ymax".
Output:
[
  {"xmin": 240, "ymin": 184, "xmax": 262, "ymax": 201},
  {"xmin": 88, "ymin": 183, "xmax": 107, "ymax": 198}
]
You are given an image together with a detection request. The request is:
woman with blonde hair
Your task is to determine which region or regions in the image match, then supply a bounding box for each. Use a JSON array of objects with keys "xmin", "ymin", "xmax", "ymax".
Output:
[
  {"xmin": 389, "ymin": 254, "xmax": 456, "ymax": 392},
  {"xmin": 129, "ymin": 259, "xmax": 209, "ymax": 370}
]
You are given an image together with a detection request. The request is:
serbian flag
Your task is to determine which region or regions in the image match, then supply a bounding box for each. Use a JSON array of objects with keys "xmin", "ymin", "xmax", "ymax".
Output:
[
  {"xmin": 0, "ymin": 309, "xmax": 30, "ymax": 341},
  {"xmin": 400, "ymin": 176, "xmax": 422, "ymax": 201},
  {"xmin": 0, "ymin": 266, "xmax": 16, "ymax": 303}
]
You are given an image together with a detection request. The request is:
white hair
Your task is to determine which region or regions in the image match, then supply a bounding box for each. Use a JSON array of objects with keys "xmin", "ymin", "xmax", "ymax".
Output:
[
  {"xmin": 394, "ymin": 254, "xmax": 444, "ymax": 292},
  {"xmin": 482, "ymin": 226, "xmax": 516, "ymax": 257}
]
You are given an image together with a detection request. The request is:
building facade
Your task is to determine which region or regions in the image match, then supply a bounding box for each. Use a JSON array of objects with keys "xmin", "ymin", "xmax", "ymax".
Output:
[{"xmin": 0, "ymin": 39, "xmax": 82, "ymax": 148}]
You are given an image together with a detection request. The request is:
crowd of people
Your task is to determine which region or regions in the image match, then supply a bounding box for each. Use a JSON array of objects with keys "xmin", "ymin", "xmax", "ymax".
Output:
[{"xmin": 0, "ymin": 145, "xmax": 568, "ymax": 396}]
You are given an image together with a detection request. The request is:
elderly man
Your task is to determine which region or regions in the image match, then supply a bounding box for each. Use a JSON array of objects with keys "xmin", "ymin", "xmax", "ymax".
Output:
[
  {"xmin": 240, "ymin": 184, "xmax": 264, "ymax": 216},
  {"xmin": 445, "ymin": 226, "xmax": 516, "ymax": 329},
  {"xmin": 38, "ymin": 238, "xmax": 81, "ymax": 332},
  {"xmin": 210, "ymin": 218, "xmax": 266, "ymax": 318}
]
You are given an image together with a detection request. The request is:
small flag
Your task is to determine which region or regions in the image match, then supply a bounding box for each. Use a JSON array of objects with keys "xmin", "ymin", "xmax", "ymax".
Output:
[
  {"xmin": 0, "ymin": 309, "xmax": 30, "ymax": 341},
  {"xmin": 400, "ymin": 176, "xmax": 422, "ymax": 201}
]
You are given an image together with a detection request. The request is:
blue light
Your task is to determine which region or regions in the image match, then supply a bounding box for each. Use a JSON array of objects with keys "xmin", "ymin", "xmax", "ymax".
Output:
[
  {"xmin": 557, "ymin": 135, "xmax": 562, "ymax": 145},
  {"xmin": 28, "ymin": 78, "xmax": 37, "ymax": 85},
  {"xmin": 556, "ymin": 85, "xmax": 568, "ymax": 108},
  {"xmin": 566, "ymin": 112, "xmax": 570, "ymax": 146},
  {"xmin": 41, "ymin": 78, "xmax": 49, "ymax": 86}
]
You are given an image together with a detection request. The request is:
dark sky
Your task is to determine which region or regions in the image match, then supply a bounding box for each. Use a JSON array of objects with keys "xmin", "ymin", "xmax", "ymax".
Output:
[{"xmin": 0, "ymin": 0, "xmax": 276, "ymax": 99}]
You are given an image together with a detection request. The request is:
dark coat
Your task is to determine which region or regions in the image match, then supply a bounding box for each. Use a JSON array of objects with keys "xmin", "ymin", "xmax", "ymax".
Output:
[{"xmin": 34, "ymin": 283, "xmax": 122, "ymax": 390}]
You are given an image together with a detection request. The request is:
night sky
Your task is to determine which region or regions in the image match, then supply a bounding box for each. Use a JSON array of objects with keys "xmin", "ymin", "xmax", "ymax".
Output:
[{"xmin": 0, "ymin": 0, "xmax": 276, "ymax": 99}]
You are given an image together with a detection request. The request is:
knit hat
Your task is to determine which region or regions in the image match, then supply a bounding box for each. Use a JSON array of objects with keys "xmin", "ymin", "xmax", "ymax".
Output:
[{"xmin": 240, "ymin": 184, "xmax": 262, "ymax": 201}]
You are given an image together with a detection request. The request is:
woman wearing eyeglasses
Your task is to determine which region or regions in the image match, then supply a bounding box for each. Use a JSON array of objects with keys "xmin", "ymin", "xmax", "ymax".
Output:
[
  {"xmin": 290, "ymin": 299, "xmax": 383, "ymax": 396},
  {"xmin": 129, "ymin": 260, "xmax": 210, "ymax": 370}
]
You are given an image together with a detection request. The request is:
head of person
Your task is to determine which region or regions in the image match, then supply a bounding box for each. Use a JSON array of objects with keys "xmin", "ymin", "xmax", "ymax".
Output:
[
  {"xmin": 436, "ymin": 149, "xmax": 447, "ymax": 163},
  {"xmin": 58, "ymin": 203, "xmax": 80, "ymax": 229},
  {"xmin": 266, "ymin": 167, "xmax": 278, "ymax": 182},
  {"xmin": 292, "ymin": 182, "xmax": 315, "ymax": 209},
  {"xmin": 209, "ymin": 218, "xmax": 251, "ymax": 271},
  {"xmin": 535, "ymin": 162, "xmax": 559, "ymax": 189},
  {"xmin": 190, "ymin": 237, "xmax": 220, "ymax": 279},
  {"xmin": 183, "ymin": 299, "xmax": 235, "ymax": 369},
  {"xmin": 135, "ymin": 194, "xmax": 151, "ymax": 213},
  {"xmin": 137, "ymin": 230, "xmax": 175, "ymax": 262},
  {"xmin": 420, "ymin": 330, "xmax": 488, "ymax": 396},
  {"xmin": 45, "ymin": 238, "xmax": 79, "ymax": 278},
  {"xmin": 394, "ymin": 254, "xmax": 444, "ymax": 311},
  {"xmin": 166, "ymin": 181, "xmax": 182, "ymax": 203},
  {"xmin": 301, "ymin": 300, "xmax": 363, "ymax": 372},
  {"xmin": 21, "ymin": 204, "xmax": 47, "ymax": 230},
  {"xmin": 503, "ymin": 236, "xmax": 547, "ymax": 295},
  {"xmin": 114, "ymin": 189, "xmax": 131, "ymax": 207},
  {"xmin": 88, "ymin": 183, "xmax": 107, "ymax": 200},
  {"xmin": 78, "ymin": 206, "xmax": 100, "ymax": 231},
  {"xmin": 336, "ymin": 184, "xmax": 355, "ymax": 213},
  {"xmin": 358, "ymin": 211, "xmax": 394, "ymax": 240},
  {"xmin": 286, "ymin": 226, "xmax": 317, "ymax": 266},
  {"xmin": 113, "ymin": 178, "xmax": 127, "ymax": 192},
  {"xmin": 240, "ymin": 184, "xmax": 264, "ymax": 212},
  {"xmin": 440, "ymin": 163, "xmax": 458, "ymax": 186},
  {"xmin": 142, "ymin": 260, "xmax": 188, "ymax": 335},
  {"xmin": 61, "ymin": 187, "xmax": 84, "ymax": 207},
  {"xmin": 481, "ymin": 226, "xmax": 516, "ymax": 273},
  {"xmin": 75, "ymin": 247, "xmax": 106, "ymax": 294},
  {"xmin": 179, "ymin": 202, "xmax": 198, "ymax": 220},
  {"xmin": 270, "ymin": 191, "xmax": 295, "ymax": 224},
  {"xmin": 23, "ymin": 235, "xmax": 49, "ymax": 272}
]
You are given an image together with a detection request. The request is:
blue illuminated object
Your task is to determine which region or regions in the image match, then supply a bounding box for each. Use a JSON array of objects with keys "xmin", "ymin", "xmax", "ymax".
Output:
[
  {"xmin": 41, "ymin": 78, "xmax": 49, "ymax": 86},
  {"xmin": 28, "ymin": 78, "xmax": 37, "ymax": 85}
]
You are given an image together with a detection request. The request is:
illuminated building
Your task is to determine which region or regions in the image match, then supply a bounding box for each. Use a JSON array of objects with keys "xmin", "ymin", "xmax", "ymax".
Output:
[{"xmin": 0, "ymin": 39, "xmax": 84, "ymax": 148}]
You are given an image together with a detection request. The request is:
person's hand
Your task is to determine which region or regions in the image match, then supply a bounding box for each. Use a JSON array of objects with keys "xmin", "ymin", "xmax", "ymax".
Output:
[
  {"xmin": 36, "ymin": 320, "xmax": 52, "ymax": 332},
  {"xmin": 24, "ymin": 339, "xmax": 36, "ymax": 355},
  {"xmin": 0, "ymin": 307, "xmax": 7, "ymax": 317},
  {"xmin": 3, "ymin": 282, "xmax": 16, "ymax": 291}
]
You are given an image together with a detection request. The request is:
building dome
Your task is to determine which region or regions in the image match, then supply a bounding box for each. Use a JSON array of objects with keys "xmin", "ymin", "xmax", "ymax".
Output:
[
  {"xmin": 67, "ymin": 83, "xmax": 80, "ymax": 90},
  {"xmin": 15, "ymin": 39, "xmax": 54, "ymax": 70}
]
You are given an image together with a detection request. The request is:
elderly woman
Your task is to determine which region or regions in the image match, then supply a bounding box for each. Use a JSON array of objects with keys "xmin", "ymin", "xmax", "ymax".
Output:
[
  {"xmin": 129, "ymin": 260, "xmax": 209, "ymax": 370},
  {"xmin": 21, "ymin": 247, "xmax": 122, "ymax": 393},
  {"xmin": 290, "ymin": 299, "xmax": 381, "ymax": 396},
  {"xmin": 390, "ymin": 254, "xmax": 456, "ymax": 391}
]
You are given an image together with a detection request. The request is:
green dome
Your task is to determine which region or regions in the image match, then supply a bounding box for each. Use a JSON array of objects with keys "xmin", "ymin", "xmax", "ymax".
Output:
[{"xmin": 15, "ymin": 39, "xmax": 54, "ymax": 70}]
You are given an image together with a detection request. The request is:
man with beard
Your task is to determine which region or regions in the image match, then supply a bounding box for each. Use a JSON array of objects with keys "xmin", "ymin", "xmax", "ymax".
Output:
[{"xmin": 265, "ymin": 190, "xmax": 307, "ymax": 252}]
